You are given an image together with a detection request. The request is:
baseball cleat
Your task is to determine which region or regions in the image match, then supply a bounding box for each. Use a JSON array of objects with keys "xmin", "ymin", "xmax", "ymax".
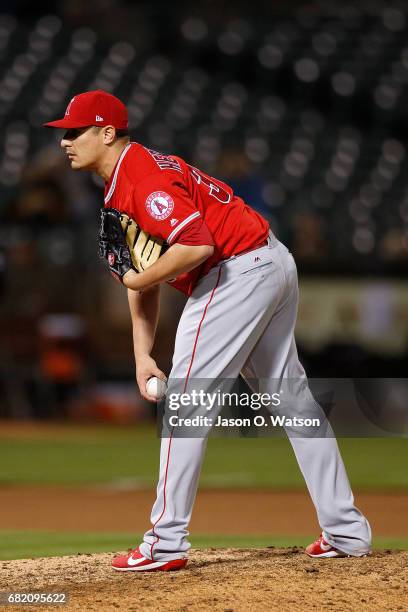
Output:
[
  {"xmin": 305, "ymin": 533, "xmax": 347, "ymax": 558},
  {"xmin": 112, "ymin": 547, "xmax": 188, "ymax": 572}
]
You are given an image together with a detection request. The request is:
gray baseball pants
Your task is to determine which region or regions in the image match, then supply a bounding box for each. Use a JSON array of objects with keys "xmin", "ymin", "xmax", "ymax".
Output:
[{"xmin": 139, "ymin": 235, "xmax": 372, "ymax": 560}]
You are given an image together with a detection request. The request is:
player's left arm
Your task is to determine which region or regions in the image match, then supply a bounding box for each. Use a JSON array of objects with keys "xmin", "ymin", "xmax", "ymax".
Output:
[{"xmin": 122, "ymin": 243, "xmax": 214, "ymax": 292}]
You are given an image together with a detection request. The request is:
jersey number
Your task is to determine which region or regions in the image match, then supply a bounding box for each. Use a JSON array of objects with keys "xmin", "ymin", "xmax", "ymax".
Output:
[{"xmin": 189, "ymin": 166, "xmax": 231, "ymax": 204}]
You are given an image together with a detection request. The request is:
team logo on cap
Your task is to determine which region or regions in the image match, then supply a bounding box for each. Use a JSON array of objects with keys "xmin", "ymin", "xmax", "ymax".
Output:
[
  {"xmin": 145, "ymin": 191, "xmax": 174, "ymax": 221},
  {"xmin": 65, "ymin": 97, "xmax": 76, "ymax": 116}
]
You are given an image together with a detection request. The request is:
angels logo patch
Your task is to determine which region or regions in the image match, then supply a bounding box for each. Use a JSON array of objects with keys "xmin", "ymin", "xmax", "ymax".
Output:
[
  {"xmin": 145, "ymin": 191, "xmax": 174, "ymax": 221},
  {"xmin": 108, "ymin": 252, "xmax": 115, "ymax": 266}
]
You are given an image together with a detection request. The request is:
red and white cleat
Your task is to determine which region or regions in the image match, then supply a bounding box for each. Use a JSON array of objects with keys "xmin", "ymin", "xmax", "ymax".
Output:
[
  {"xmin": 305, "ymin": 533, "xmax": 346, "ymax": 558},
  {"xmin": 112, "ymin": 547, "xmax": 188, "ymax": 572}
]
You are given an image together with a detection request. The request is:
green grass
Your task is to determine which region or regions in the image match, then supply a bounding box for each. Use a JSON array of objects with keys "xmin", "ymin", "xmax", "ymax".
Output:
[
  {"xmin": 0, "ymin": 425, "xmax": 406, "ymax": 489},
  {"xmin": 0, "ymin": 530, "xmax": 406, "ymax": 560}
]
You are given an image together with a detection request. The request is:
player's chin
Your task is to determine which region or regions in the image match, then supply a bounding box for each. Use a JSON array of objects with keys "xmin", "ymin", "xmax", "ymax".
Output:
[{"xmin": 69, "ymin": 159, "xmax": 82, "ymax": 170}]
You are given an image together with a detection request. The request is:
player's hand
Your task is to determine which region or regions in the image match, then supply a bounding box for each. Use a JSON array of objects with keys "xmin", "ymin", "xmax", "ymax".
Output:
[
  {"xmin": 136, "ymin": 355, "xmax": 167, "ymax": 402},
  {"xmin": 123, "ymin": 269, "xmax": 141, "ymax": 290}
]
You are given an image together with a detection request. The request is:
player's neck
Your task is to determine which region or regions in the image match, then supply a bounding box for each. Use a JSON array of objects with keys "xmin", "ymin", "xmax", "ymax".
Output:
[{"xmin": 95, "ymin": 140, "xmax": 130, "ymax": 182}]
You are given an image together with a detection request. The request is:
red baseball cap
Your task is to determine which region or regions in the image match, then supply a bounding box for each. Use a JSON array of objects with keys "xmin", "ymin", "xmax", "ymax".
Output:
[{"xmin": 43, "ymin": 90, "xmax": 128, "ymax": 129}]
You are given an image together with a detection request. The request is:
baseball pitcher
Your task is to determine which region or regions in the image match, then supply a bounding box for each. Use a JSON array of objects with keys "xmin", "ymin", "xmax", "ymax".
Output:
[{"xmin": 44, "ymin": 90, "xmax": 371, "ymax": 571}]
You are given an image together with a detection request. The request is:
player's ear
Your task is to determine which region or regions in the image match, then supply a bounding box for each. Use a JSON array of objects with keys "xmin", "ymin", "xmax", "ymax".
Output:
[{"xmin": 102, "ymin": 125, "xmax": 116, "ymax": 145}]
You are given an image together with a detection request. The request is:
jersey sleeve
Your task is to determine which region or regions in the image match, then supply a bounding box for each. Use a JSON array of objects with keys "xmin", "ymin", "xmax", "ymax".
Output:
[
  {"xmin": 173, "ymin": 217, "xmax": 214, "ymax": 246},
  {"xmin": 131, "ymin": 173, "xmax": 201, "ymax": 245}
]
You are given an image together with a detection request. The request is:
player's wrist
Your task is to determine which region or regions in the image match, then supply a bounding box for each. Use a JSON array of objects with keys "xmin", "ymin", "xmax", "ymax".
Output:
[
  {"xmin": 134, "ymin": 351, "xmax": 152, "ymax": 363},
  {"xmin": 123, "ymin": 269, "xmax": 141, "ymax": 289}
]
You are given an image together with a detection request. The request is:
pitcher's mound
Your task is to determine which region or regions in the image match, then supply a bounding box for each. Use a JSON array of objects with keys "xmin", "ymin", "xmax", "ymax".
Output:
[{"xmin": 1, "ymin": 548, "xmax": 407, "ymax": 611}]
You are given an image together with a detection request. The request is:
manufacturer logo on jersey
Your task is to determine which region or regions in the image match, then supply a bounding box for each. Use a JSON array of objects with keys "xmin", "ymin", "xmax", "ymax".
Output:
[
  {"xmin": 145, "ymin": 191, "xmax": 174, "ymax": 221},
  {"xmin": 170, "ymin": 218, "xmax": 178, "ymax": 226},
  {"xmin": 254, "ymin": 256, "xmax": 261, "ymax": 262},
  {"xmin": 95, "ymin": 115, "xmax": 104, "ymax": 122}
]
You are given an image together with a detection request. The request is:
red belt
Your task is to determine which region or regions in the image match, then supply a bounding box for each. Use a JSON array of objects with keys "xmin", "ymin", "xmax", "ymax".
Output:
[{"xmin": 232, "ymin": 239, "xmax": 268, "ymax": 259}]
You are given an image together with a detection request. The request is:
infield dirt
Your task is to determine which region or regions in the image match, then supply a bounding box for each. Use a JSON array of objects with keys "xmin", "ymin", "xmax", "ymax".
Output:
[
  {"xmin": 0, "ymin": 486, "xmax": 407, "ymax": 537},
  {"xmin": 1, "ymin": 548, "xmax": 407, "ymax": 611}
]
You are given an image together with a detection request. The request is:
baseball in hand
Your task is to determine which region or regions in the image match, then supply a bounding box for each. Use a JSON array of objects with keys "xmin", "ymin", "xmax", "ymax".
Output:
[{"xmin": 146, "ymin": 376, "xmax": 167, "ymax": 400}]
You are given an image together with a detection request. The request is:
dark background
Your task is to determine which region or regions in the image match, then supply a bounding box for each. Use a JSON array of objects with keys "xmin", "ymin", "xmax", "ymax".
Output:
[{"xmin": 0, "ymin": 0, "xmax": 406, "ymax": 420}]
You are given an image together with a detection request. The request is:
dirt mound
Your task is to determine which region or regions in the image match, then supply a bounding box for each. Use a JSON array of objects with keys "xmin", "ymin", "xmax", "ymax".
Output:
[{"xmin": 1, "ymin": 548, "xmax": 407, "ymax": 611}]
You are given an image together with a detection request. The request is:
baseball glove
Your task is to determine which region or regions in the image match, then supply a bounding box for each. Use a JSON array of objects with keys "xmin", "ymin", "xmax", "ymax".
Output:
[
  {"xmin": 99, "ymin": 207, "xmax": 167, "ymax": 283},
  {"xmin": 119, "ymin": 211, "xmax": 167, "ymax": 272},
  {"xmin": 99, "ymin": 207, "xmax": 135, "ymax": 283}
]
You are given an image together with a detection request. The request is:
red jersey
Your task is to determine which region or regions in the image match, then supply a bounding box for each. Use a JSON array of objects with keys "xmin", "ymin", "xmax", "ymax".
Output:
[{"xmin": 104, "ymin": 142, "xmax": 269, "ymax": 295}]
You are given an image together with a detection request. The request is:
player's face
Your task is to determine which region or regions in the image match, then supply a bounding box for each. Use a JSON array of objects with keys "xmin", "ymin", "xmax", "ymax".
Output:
[{"xmin": 60, "ymin": 126, "xmax": 103, "ymax": 170}]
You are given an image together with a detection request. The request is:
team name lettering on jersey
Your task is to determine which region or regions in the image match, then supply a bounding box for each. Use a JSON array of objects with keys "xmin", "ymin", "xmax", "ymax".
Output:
[{"xmin": 146, "ymin": 148, "xmax": 182, "ymax": 173}]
